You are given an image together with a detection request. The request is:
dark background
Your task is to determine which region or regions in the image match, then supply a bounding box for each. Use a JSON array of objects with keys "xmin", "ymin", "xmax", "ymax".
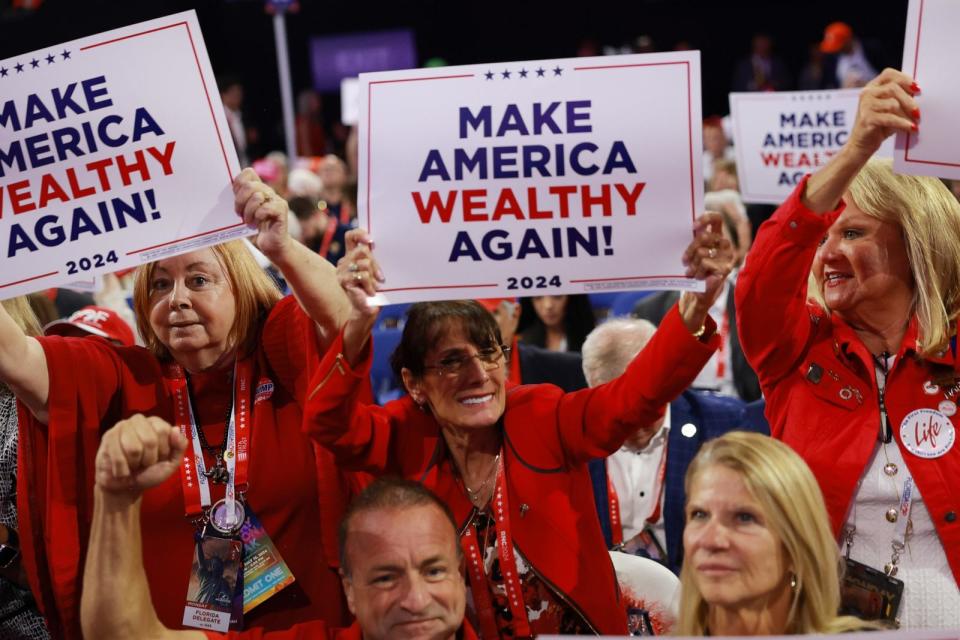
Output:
[{"xmin": 0, "ymin": 0, "xmax": 910, "ymax": 156}]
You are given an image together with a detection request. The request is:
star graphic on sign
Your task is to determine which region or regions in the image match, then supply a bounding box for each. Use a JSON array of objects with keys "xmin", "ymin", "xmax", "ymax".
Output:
[
  {"xmin": 61, "ymin": 49, "xmax": 71, "ymax": 60},
  {"xmin": 518, "ymin": 68, "xmax": 528, "ymax": 78},
  {"xmin": 30, "ymin": 58, "xmax": 39, "ymax": 68},
  {"xmin": 553, "ymin": 66, "xmax": 563, "ymax": 76},
  {"xmin": 0, "ymin": 67, "xmax": 7, "ymax": 78},
  {"xmin": 14, "ymin": 62, "xmax": 24, "ymax": 73},
  {"xmin": 45, "ymin": 53, "xmax": 55, "ymax": 64},
  {"xmin": 484, "ymin": 70, "xmax": 494, "ymax": 80},
  {"xmin": 535, "ymin": 67, "xmax": 545, "ymax": 77},
  {"xmin": 501, "ymin": 69, "xmax": 511, "ymax": 79}
]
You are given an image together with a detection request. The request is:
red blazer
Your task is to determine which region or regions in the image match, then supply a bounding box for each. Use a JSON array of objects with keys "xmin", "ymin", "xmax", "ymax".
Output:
[
  {"xmin": 736, "ymin": 178, "xmax": 960, "ymax": 584},
  {"xmin": 304, "ymin": 305, "xmax": 717, "ymax": 634}
]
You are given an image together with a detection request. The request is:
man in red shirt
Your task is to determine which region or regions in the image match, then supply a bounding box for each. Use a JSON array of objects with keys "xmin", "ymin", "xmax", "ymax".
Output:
[{"xmin": 80, "ymin": 415, "xmax": 471, "ymax": 640}]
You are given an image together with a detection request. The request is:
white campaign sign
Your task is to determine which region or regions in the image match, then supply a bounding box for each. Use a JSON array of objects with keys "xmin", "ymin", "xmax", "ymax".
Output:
[
  {"xmin": 895, "ymin": 0, "xmax": 960, "ymax": 179},
  {"xmin": 0, "ymin": 10, "xmax": 249, "ymax": 300},
  {"xmin": 730, "ymin": 90, "xmax": 893, "ymax": 205},
  {"xmin": 542, "ymin": 630, "xmax": 960, "ymax": 640},
  {"xmin": 358, "ymin": 52, "xmax": 704, "ymax": 305}
]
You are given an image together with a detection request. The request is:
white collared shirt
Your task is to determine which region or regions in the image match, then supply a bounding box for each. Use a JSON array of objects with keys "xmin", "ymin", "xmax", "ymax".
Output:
[{"xmin": 607, "ymin": 407, "xmax": 670, "ymax": 549}]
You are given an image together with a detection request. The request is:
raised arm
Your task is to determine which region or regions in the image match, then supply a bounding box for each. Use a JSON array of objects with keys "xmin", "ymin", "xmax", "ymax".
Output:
[
  {"xmin": 554, "ymin": 213, "xmax": 733, "ymax": 463},
  {"xmin": 80, "ymin": 415, "xmax": 203, "ymax": 640},
  {"xmin": 803, "ymin": 69, "xmax": 918, "ymax": 212},
  {"xmin": 0, "ymin": 299, "xmax": 49, "ymax": 421},
  {"xmin": 736, "ymin": 69, "xmax": 920, "ymax": 386},
  {"xmin": 233, "ymin": 169, "xmax": 352, "ymax": 350}
]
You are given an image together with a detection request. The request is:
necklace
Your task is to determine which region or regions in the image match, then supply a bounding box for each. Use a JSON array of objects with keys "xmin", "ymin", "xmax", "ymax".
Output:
[
  {"xmin": 463, "ymin": 453, "xmax": 500, "ymax": 505},
  {"xmin": 185, "ymin": 372, "xmax": 233, "ymax": 485}
]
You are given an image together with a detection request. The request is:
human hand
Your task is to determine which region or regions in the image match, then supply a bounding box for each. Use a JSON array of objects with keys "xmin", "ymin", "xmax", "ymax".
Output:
[
  {"xmin": 680, "ymin": 212, "xmax": 735, "ymax": 332},
  {"xmin": 337, "ymin": 228, "xmax": 384, "ymax": 322},
  {"xmin": 847, "ymin": 68, "xmax": 920, "ymax": 161},
  {"xmin": 95, "ymin": 415, "xmax": 187, "ymax": 496},
  {"xmin": 233, "ymin": 168, "xmax": 290, "ymax": 260}
]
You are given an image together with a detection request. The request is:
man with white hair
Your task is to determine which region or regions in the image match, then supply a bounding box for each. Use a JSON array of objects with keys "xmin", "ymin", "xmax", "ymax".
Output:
[{"xmin": 583, "ymin": 318, "xmax": 767, "ymax": 574}]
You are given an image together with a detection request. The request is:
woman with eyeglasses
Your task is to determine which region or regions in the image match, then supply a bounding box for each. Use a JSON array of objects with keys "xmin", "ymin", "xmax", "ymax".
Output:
[{"xmin": 303, "ymin": 218, "xmax": 734, "ymax": 638}]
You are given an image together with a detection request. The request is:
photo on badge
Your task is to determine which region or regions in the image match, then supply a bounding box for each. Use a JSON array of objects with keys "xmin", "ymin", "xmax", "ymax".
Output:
[{"xmin": 183, "ymin": 535, "xmax": 244, "ymax": 633}]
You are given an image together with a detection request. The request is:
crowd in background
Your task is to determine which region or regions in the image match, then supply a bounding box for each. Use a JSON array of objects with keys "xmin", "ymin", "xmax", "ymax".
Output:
[{"xmin": 0, "ymin": 13, "xmax": 958, "ymax": 640}]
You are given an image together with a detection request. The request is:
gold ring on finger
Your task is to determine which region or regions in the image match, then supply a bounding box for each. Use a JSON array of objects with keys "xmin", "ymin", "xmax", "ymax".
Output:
[
  {"xmin": 708, "ymin": 247, "xmax": 717, "ymax": 259},
  {"xmin": 354, "ymin": 272, "xmax": 363, "ymax": 282},
  {"xmin": 348, "ymin": 262, "xmax": 359, "ymax": 273}
]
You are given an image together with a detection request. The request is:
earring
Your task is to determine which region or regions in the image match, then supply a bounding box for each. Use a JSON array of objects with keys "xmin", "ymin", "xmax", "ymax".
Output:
[{"xmin": 789, "ymin": 572, "xmax": 798, "ymax": 591}]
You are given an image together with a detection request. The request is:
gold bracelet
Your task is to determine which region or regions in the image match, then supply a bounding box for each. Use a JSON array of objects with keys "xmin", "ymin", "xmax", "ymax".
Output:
[{"xmin": 691, "ymin": 323, "xmax": 707, "ymax": 339}]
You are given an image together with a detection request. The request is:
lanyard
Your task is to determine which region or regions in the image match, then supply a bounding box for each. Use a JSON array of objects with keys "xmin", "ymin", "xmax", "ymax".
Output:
[
  {"xmin": 606, "ymin": 434, "xmax": 669, "ymax": 544},
  {"xmin": 318, "ymin": 217, "xmax": 338, "ymax": 259},
  {"xmin": 715, "ymin": 310, "xmax": 728, "ymax": 379},
  {"xmin": 887, "ymin": 476, "xmax": 914, "ymax": 576},
  {"xmin": 460, "ymin": 454, "xmax": 532, "ymax": 639},
  {"xmin": 167, "ymin": 358, "xmax": 252, "ymax": 522},
  {"xmin": 607, "ymin": 475, "xmax": 623, "ymax": 546}
]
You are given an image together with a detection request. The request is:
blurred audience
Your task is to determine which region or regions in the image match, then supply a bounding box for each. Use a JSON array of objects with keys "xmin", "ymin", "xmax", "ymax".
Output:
[
  {"xmin": 519, "ymin": 294, "xmax": 596, "ymax": 353},
  {"xmin": 731, "ymin": 33, "xmax": 792, "ymax": 92},
  {"xmin": 295, "ymin": 89, "xmax": 329, "ymax": 158}
]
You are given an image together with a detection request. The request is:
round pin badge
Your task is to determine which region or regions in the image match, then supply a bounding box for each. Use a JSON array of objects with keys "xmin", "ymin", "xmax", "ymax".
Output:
[
  {"xmin": 923, "ymin": 380, "xmax": 940, "ymax": 395},
  {"xmin": 209, "ymin": 498, "xmax": 246, "ymax": 535},
  {"xmin": 939, "ymin": 400, "xmax": 957, "ymax": 417},
  {"xmin": 899, "ymin": 409, "xmax": 956, "ymax": 459}
]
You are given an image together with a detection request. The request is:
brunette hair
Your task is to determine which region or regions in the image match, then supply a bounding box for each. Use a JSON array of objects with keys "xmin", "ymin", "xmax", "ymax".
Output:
[
  {"xmin": 133, "ymin": 240, "xmax": 282, "ymax": 360},
  {"xmin": 390, "ymin": 300, "xmax": 502, "ymax": 383},
  {"xmin": 519, "ymin": 294, "xmax": 596, "ymax": 352}
]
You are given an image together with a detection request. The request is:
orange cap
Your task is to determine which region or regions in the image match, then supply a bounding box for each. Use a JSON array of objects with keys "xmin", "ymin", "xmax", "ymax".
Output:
[{"xmin": 820, "ymin": 22, "xmax": 853, "ymax": 54}]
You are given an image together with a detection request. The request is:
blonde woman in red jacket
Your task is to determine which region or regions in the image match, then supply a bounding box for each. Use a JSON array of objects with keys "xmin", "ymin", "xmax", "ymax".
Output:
[
  {"xmin": 304, "ymin": 217, "xmax": 733, "ymax": 638},
  {"xmin": 736, "ymin": 69, "xmax": 960, "ymax": 627}
]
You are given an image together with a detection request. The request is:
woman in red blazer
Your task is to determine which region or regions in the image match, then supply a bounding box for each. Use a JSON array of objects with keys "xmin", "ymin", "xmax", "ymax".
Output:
[
  {"xmin": 304, "ymin": 216, "xmax": 733, "ymax": 638},
  {"xmin": 736, "ymin": 69, "xmax": 959, "ymax": 627}
]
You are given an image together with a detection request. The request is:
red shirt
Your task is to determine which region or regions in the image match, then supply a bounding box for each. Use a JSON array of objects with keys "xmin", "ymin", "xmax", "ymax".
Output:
[{"xmin": 17, "ymin": 297, "xmax": 357, "ymax": 638}]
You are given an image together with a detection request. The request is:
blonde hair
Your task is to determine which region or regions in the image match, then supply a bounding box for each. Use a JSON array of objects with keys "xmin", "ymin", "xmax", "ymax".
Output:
[
  {"xmin": 1, "ymin": 296, "xmax": 41, "ymax": 394},
  {"xmin": 133, "ymin": 240, "xmax": 282, "ymax": 361},
  {"xmin": 2, "ymin": 296, "xmax": 41, "ymax": 337},
  {"xmin": 677, "ymin": 432, "xmax": 868, "ymax": 635},
  {"xmin": 807, "ymin": 158, "xmax": 960, "ymax": 358}
]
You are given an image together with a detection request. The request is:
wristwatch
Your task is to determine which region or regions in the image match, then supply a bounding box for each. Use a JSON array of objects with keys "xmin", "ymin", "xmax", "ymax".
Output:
[{"xmin": 0, "ymin": 525, "xmax": 20, "ymax": 569}]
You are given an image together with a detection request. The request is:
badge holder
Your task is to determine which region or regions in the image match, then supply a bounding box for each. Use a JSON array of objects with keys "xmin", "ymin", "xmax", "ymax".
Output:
[
  {"xmin": 183, "ymin": 525, "xmax": 244, "ymax": 633},
  {"xmin": 619, "ymin": 525, "xmax": 667, "ymax": 565},
  {"xmin": 840, "ymin": 557, "xmax": 903, "ymax": 624}
]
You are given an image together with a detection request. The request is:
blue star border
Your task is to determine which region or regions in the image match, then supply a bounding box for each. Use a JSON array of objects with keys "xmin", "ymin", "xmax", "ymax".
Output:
[
  {"xmin": 483, "ymin": 65, "xmax": 563, "ymax": 81},
  {"xmin": 1, "ymin": 48, "xmax": 71, "ymax": 78}
]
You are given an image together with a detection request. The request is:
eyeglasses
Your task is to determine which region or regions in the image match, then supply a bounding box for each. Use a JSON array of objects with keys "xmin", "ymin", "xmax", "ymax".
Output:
[{"xmin": 423, "ymin": 346, "xmax": 511, "ymax": 377}]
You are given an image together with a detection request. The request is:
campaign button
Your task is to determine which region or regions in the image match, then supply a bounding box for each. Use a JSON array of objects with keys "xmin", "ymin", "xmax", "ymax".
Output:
[
  {"xmin": 939, "ymin": 400, "xmax": 957, "ymax": 417},
  {"xmin": 899, "ymin": 409, "xmax": 956, "ymax": 459}
]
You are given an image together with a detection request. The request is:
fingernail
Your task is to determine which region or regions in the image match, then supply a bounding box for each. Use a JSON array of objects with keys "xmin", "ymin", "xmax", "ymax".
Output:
[
  {"xmin": 910, "ymin": 82, "xmax": 920, "ymax": 95},
  {"xmin": 912, "ymin": 108, "xmax": 921, "ymax": 120},
  {"xmin": 376, "ymin": 268, "xmax": 386, "ymax": 282}
]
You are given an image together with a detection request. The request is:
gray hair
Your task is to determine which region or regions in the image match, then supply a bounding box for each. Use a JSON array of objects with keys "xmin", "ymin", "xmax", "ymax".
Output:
[{"xmin": 581, "ymin": 317, "xmax": 657, "ymax": 387}]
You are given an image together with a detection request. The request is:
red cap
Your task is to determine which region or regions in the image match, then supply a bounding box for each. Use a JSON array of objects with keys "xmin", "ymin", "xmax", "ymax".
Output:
[
  {"xmin": 44, "ymin": 306, "xmax": 136, "ymax": 347},
  {"xmin": 820, "ymin": 22, "xmax": 853, "ymax": 54},
  {"xmin": 476, "ymin": 297, "xmax": 517, "ymax": 312}
]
